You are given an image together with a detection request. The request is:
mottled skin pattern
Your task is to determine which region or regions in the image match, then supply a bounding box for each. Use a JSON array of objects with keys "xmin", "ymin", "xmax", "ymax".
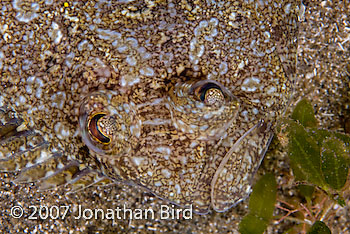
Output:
[{"xmin": 0, "ymin": 0, "xmax": 299, "ymax": 214}]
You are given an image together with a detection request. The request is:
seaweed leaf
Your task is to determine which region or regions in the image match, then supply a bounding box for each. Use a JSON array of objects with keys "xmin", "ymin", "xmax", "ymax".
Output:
[
  {"xmin": 320, "ymin": 137, "xmax": 349, "ymax": 190},
  {"xmin": 298, "ymin": 184, "xmax": 315, "ymax": 201},
  {"xmin": 309, "ymin": 129, "xmax": 350, "ymax": 161},
  {"xmin": 307, "ymin": 221, "xmax": 331, "ymax": 234},
  {"xmin": 239, "ymin": 174, "xmax": 276, "ymax": 234},
  {"xmin": 239, "ymin": 214, "xmax": 267, "ymax": 234},
  {"xmin": 291, "ymin": 99, "xmax": 318, "ymax": 128},
  {"xmin": 248, "ymin": 173, "xmax": 277, "ymax": 219},
  {"xmin": 286, "ymin": 120, "xmax": 326, "ymax": 187}
]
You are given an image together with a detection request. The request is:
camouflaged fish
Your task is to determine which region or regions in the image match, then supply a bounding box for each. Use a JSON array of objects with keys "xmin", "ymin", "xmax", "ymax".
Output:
[{"xmin": 0, "ymin": 0, "xmax": 299, "ymax": 214}]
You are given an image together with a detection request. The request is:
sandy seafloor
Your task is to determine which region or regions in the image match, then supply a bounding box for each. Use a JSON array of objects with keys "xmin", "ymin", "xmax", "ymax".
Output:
[{"xmin": 1, "ymin": 1, "xmax": 350, "ymax": 233}]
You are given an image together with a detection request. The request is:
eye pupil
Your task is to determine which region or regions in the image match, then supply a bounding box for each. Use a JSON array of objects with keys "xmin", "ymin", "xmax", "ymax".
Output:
[
  {"xmin": 204, "ymin": 88, "xmax": 225, "ymax": 105},
  {"xmin": 88, "ymin": 113, "xmax": 111, "ymax": 144},
  {"xmin": 198, "ymin": 83, "xmax": 225, "ymax": 106}
]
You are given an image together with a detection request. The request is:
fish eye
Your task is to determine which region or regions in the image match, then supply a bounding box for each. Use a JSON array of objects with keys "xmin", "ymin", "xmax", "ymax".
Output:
[
  {"xmin": 88, "ymin": 113, "xmax": 111, "ymax": 144},
  {"xmin": 194, "ymin": 82, "xmax": 225, "ymax": 106},
  {"xmin": 167, "ymin": 79, "xmax": 240, "ymax": 140},
  {"xmin": 79, "ymin": 91, "xmax": 142, "ymax": 157}
]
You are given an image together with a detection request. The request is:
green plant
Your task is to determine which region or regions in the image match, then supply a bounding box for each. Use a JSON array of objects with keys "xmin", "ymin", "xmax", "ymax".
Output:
[
  {"xmin": 278, "ymin": 99, "xmax": 350, "ymax": 233},
  {"xmin": 239, "ymin": 99, "xmax": 350, "ymax": 233},
  {"xmin": 239, "ymin": 173, "xmax": 277, "ymax": 234}
]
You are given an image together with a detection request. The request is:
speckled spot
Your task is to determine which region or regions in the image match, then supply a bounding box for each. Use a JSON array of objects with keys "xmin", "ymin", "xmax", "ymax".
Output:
[
  {"xmin": 12, "ymin": 0, "xmax": 39, "ymax": 23},
  {"xmin": 54, "ymin": 122, "xmax": 71, "ymax": 140}
]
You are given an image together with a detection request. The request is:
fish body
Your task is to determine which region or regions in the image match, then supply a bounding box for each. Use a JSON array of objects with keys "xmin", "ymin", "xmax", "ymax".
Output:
[{"xmin": 0, "ymin": 0, "xmax": 299, "ymax": 214}]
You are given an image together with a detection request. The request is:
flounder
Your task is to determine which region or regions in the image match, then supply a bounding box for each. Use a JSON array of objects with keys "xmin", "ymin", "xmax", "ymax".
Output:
[{"xmin": 0, "ymin": 0, "xmax": 299, "ymax": 214}]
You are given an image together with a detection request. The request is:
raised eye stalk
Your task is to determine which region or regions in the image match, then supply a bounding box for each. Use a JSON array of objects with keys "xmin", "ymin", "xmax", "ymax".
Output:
[
  {"xmin": 167, "ymin": 79, "xmax": 240, "ymax": 140},
  {"xmin": 79, "ymin": 91, "xmax": 141, "ymax": 157}
]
